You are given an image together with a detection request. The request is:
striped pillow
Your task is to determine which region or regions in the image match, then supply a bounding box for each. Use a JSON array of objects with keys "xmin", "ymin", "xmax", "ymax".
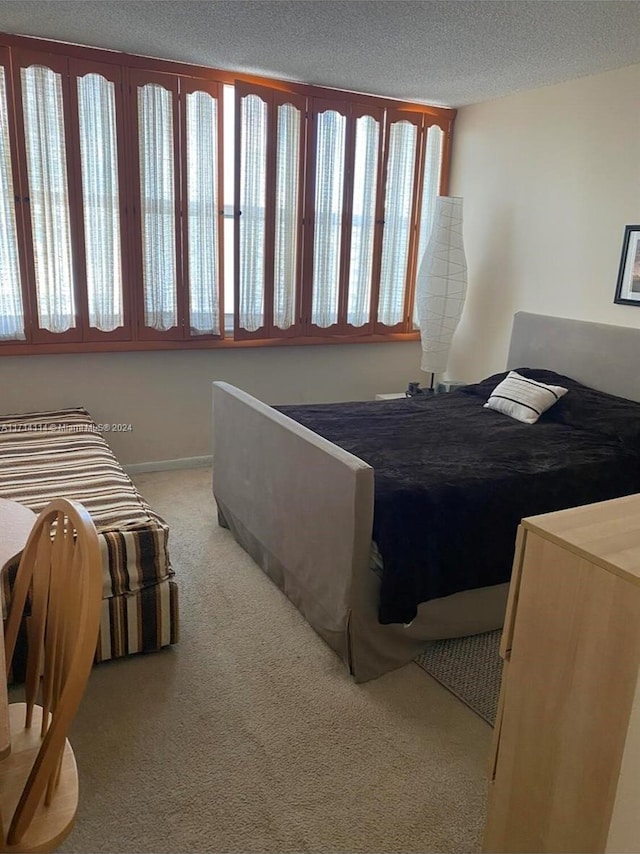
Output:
[{"xmin": 484, "ymin": 370, "xmax": 568, "ymax": 424}]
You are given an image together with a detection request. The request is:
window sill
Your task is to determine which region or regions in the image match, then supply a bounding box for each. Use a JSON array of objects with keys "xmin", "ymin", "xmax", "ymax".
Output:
[{"xmin": 0, "ymin": 330, "xmax": 420, "ymax": 357}]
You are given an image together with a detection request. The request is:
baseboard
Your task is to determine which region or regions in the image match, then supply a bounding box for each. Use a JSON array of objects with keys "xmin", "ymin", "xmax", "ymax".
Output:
[{"xmin": 125, "ymin": 455, "xmax": 213, "ymax": 475}]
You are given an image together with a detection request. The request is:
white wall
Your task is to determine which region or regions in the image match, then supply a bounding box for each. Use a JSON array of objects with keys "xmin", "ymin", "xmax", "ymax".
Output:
[
  {"xmin": 0, "ymin": 342, "xmax": 421, "ymax": 465},
  {"xmin": 448, "ymin": 63, "xmax": 640, "ymax": 381}
]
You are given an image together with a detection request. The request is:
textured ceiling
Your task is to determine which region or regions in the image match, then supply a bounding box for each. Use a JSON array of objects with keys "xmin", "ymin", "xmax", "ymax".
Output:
[{"xmin": 0, "ymin": 0, "xmax": 639, "ymax": 107}]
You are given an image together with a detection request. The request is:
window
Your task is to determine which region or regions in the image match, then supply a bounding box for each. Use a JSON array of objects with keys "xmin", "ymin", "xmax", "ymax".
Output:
[
  {"xmin": 0, "ymin": 33, "xmax": 455, "ymax": 354},
  {"xmin": 0, "ymin": 51, "xmax": 24, "ymax": 341},
  {"xmin": 235, "ymin": 82, "xmax": 305, "ymax": 339},
  {"xmin": 77, "ymin": 71, "xmax": 124, "ymax": 333}
]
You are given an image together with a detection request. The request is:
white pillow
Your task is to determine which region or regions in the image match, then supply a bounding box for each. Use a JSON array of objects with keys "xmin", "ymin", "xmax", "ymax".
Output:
[{"xmin": 484, "ymin": 371, "xmax": 568, "ymax": 424}]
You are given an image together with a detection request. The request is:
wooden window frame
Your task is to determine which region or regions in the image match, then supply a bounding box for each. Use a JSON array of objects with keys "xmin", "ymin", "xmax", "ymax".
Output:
[
  {"xmin": 0, "ymin": 31, "xmax": 456, "ymax": 356},
  {"xmin": 0, "ymin": 45, "xmax": 31, "ymax": 344}
]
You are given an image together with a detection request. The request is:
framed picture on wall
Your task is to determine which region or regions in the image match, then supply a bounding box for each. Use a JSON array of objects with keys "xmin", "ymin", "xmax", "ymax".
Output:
[{"xmin": 614, "ymin": 225, "xmax": 640, "ymax": 305}]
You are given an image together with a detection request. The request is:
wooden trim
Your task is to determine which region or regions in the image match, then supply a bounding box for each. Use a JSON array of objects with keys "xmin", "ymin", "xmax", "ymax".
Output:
[
  {"xmin": 439, "ymin": 115, "xmax": 454, "ymax": 196},
  {"xmin": 233, "ymin": 83, "xmax": 242, "ymax": 338},
  {"xmin": 403, "ymin": 115, "xmax": 427, "ymax": 333},
  {"xmin": 0, "ymin": 32, "xmax": 457, "ymax": 121},
  {"xmin": 11, "ymin": 48, "xmax": 50, "ymax": 339},
  {"xmin": 65, "ymin": 60, "xmax": 90, "ymax": 340},
  {"xmin": 338, "ymin": 103, "xmax": 356, "ymax": 332},
  {"xmin": 368, "ymin": 105, "xmax": 387, "ymax": 338},
  {"xmin": 224, "ymin": 71, "xmax": 457, "ymax": 119},
  {"xmin": 121, "ymin": 65, "xmax": 139, "ymax": 338},
  {"xmin": 264, "ymin": 90, "xmax": 277, "ymax": 336},
  {"xmin": 0, "ymin": 46, "xmax": 32, "ymax": 344},
  {"xmin": 300, "ymin": 100, "xmax": 316, "ymax": 336},
  {"xmin": 400, "ymin": 108, "xmax": 424, "ymax": 335},
  {"xmin": 0, "ymin": 329, "xmax": 420, "ymax": 356},
  {"xmin": 216, "ymin": 81, "xmax": 226, "ymax": 340},
  {"xmin": 0, "ymin": 32, "xmax": 237, "ymax": 83}
]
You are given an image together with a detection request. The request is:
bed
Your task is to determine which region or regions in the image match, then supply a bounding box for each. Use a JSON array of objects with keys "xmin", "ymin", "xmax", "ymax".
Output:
[
  {"xmin": 0, "ymin": 407, "xmax": 179, "ymax": 665},
  {"xmin": 211, "ymin": 312, "xmax": 640, "ymax": 681}
]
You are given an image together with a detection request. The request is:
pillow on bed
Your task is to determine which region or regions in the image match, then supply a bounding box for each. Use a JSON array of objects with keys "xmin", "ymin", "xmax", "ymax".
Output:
[{"xmin": 484, "ymin": 371, "xmax": 568, "ymax": 424}]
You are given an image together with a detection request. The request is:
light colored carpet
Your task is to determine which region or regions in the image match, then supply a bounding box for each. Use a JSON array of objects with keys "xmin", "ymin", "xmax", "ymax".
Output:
[
  {"xmin": 415, "ymin": 631, "xmax": 503, "ymax": 725},
  {"xmin": 38, "ymin": 467, "xmax": 490, "ymax": 853}
]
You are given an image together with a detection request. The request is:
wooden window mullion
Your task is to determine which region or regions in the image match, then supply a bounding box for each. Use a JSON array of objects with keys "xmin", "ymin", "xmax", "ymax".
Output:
[
  {"xmin": 402, "ymin": 117, "xmax": 427, "ymax": 333},
  {"xmin": 177, "ymin": 79, "xmax": 190, "ymax": 339},
  {"xmin": 264, "ymin": 94, "xmax": 276, "ymax": 336},
  {"xmin": 65, "ymin": 62, "xmax": 90, "ymax": 342},
  {"xmin": 336, "ymin": 104, "xmax": 355, "ymax": 334},
  {"xmin": 439, "ymin": 116, "xmax": 454, "ymax": 196},
  {"xmin": 0, "ymin": 45, "xmax": 32, "ymax": 345},
  {"xmin": 300, "ymin": 106, "xmax": 317, "ymax": 336},
  {"xmin": 367, "ymin": 107, "xmax": 387, "ymax": 338},
  {"xmin": 121, "ymin": 66, "xmax": 138, "ymax": 340}
]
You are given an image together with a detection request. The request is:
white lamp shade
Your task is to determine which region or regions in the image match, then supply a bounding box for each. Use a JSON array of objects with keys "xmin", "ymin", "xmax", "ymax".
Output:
[{"xmin": 415, "ymin": 196, "xmax": 467, "ymax": 375}]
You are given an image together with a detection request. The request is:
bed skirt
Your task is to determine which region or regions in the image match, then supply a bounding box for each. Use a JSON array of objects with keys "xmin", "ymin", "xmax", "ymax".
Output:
[{"xmin": 217, "ymin": 497, "xmax": 507, "ymax": 681}]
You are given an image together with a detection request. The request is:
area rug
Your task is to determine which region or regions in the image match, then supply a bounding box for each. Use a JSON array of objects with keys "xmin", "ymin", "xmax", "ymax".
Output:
[{"xmin": 414, "ymin": 630, "xmax": 503, "ymax": 725}]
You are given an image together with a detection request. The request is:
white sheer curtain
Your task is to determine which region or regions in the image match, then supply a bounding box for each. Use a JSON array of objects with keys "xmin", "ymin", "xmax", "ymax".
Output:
[
  {"xmin": 21, "ymin": 64, "xmax": 75, "ymax": 333},
  {"xmin": 0, "ymin": 67, "xmax": 25, "ymax": 340},
  {"xmin": 273, "ymin": 102, "xmax": 300, "ymax": 331},
  {"xmin": 186, "ymin": 90, "xmax": 220, "ymax": 336},
  {"xmin": 138, "ymin": 82, "xmax": 177, "ymax": 331},
  {"xmin": 312, "ymin": 109, "xmax": 345, "ymax": 328},
  {"xmin": 377, "ymin": 120, "xmax": 417, "ymax": 326},
  {"xmin": 347, "ymin": 114, "xmax": 379, "ymax": 327},
  {"xmin": 239, "ymin": 93, "xmax": 266, "ymax": 332},
  {"xmin": 77, "ymin": 73, "xmax": 123, "ymax": 332},
  {"xmin": 413, "ymin": 124, "xmax": 444, "ymax": 326}
]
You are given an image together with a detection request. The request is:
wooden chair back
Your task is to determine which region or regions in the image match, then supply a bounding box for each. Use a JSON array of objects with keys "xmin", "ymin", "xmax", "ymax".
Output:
[{"xmin": 1, "ymin": 498, "xmax": 102, "ymax": 850}]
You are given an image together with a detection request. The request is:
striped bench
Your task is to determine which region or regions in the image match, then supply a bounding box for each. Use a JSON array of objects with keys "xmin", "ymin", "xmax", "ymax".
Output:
[{"xmin": 0, "ymin": 407, "xmax": 178, "ymax": 664}]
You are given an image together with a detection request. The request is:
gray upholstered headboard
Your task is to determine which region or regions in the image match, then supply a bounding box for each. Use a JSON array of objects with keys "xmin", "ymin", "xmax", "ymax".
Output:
[{"xmin": 507, "ymin": 312, "xmax": 640, "ymax": 403}]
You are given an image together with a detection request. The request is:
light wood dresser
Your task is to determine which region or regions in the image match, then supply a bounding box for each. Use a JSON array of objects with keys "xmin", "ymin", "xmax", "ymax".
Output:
[{"xmin": 483, "ymin": 493, "xmax": 640, "ymax": 854}]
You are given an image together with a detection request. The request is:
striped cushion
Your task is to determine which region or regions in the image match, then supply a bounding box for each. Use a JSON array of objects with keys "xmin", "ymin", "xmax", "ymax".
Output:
[
  {"xmin": 0, "ymin": 407, "xmax": 172, "ymax": 599},
  {"xmin": 484, "ymin": 371, "xmax": 568, "ymax": 424},
  {"xmin": 7, "ymin": 578, "xmax": 179, "ymax": 681}
]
